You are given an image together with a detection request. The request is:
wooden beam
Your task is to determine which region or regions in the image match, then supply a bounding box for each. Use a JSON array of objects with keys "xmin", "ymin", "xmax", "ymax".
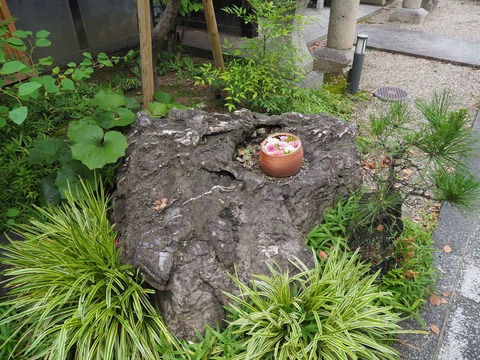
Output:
[
  {"xmin": 136, "ymin": 0, "xmax": 154, "ymax": 109},
  {"xmin": 202, "ymin": 0, "xmax": 224, "ymax": 71}
]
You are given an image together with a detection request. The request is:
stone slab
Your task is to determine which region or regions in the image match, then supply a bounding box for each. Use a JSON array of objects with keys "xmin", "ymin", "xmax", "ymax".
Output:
[
  {"xmin": 437, "ymin": 296, "xmax": 480, "ymax": 360},
  {"xmin": 389, "ymin": 8, "xmax": 429, "ymax": 24},
  {"xmin": 356, "ymin": 24, "xmax": 480, "ymax": 67}
]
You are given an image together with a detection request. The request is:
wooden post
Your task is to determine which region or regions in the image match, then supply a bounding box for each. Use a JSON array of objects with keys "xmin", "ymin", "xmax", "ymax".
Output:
[
  {"xmin": 136, "ymin": 0, "xmax": 154, "ymax": 109},
  {"xmin": 202, "ymin": 0, "xmax": 224, "ymax": 71}
]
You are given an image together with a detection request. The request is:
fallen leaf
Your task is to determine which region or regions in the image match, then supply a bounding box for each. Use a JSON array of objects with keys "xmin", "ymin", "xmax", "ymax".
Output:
[
  {"xmin": 430, "ymin": 295, "xmax": 442, "ymax": 306},
  {"xmin": 403, "ymin": 168, "xmax": 413, "ymax": 176},
  {"xmin": 443, "ymin": 245, "xmax": 452, "ymax": 253},
  {"xmin": 442, "ymin": 291, "xmax": 451, "ymax": 297},
  {"xmin": 376, "ymin": 224, "xmax": 385, "ymax": 231},
  {"xmin": 430, "ymin": 324, "xmax": 440, "ymax": 335},
  {"xmin": 440, "ymin": 298, "xmax": 449, "ymax": 304},
  {"xmin": 318, "ymin": 250, "xmax": 328, "ymax": 260},
  {"xmin": 404, "ymin": 269, "xmax": 418, "ymax": 279},
  {"xmin": 154, "ymin": 198, "xmax": 168, "ymax": 212}
]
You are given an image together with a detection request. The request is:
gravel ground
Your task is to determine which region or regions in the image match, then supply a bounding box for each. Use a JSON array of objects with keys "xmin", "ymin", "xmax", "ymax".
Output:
[{"xmin": 352, "ymin": 0, "xmax": 480, "ymax": 125}]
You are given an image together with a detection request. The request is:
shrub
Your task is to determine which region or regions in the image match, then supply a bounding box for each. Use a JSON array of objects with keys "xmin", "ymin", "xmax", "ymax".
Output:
[
  {"xmin": 378, "ymin": 219, "xmax": 436, "ymax": 323},
  {"xmin": 0, "ymin": 181, "xmax": 178, "ymax": 359},
  {"xmin": 224, "ymin": 249, "xmax": 401, "ymax": 360}
]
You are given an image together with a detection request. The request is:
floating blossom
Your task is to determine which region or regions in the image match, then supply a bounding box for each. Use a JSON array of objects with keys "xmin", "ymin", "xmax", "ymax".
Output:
[{"xmin": 262, "ymin": 134, "xmax": 301, "ymax": 156}]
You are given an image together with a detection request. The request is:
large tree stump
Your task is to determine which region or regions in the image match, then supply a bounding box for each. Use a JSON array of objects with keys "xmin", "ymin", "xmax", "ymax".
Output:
[{"xmin": 112, "ymin": 109, "xmax": 361, "ymax": 339}]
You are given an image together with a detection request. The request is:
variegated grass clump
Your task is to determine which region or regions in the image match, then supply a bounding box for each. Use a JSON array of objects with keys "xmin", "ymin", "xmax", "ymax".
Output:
[
  {"xmin": 225, "ymin": 249, "xmax": 402, "ymax": 360},
  {"xmin": 0, "ymin": 181, "xmax": 178, "ymax": 359}
]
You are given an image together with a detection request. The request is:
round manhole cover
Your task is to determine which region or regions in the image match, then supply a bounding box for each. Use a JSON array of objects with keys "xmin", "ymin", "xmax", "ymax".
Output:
[{"xmin": 373, "ymin": 86, "xmax": 409, "ymax": 102}]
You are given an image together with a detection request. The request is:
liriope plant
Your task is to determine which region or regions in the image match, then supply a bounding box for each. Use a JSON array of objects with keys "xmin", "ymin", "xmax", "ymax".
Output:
[
  {"xmin": 224, "ymin": 248, "xmax": 402, "ymax": 360},
  {"xmin": 0, "ymin": 180, "xmax": 178, "ymax": 359}
]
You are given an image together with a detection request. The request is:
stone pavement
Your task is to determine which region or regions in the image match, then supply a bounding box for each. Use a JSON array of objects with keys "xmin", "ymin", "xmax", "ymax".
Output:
[{"xmin": 356, "ymin": 24, "xmax": 480, "ymax": 67}]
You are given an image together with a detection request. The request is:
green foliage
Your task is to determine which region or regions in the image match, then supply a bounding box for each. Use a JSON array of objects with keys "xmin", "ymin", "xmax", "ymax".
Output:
[
  {"xmin": 148, "ymin": 90, "xmax": 190, "ymax": 116},
  {"xmin": 363, "ymin": 92, "xmax": 480, "ymax": 212},
  {"xmin": 378, "ymin": 220, "xmax": 436, "ymax": 323},
  {"xmin": 306, "ymin": 194, "xmax": 360, "ymax": 252},
  {"xmin": 0, "ymin": 181, "xmax": 179, "ymax": 359},
  {"xmin": 0, "ymin": 22, "xmax": 131, "ymax": 127},
  {"xmin": 157, "ymin": 52, "xmax": 202, "ymax": 78},
  {"xmin": 178, "ymin": 325, "xmax": 244, "ymax": 359},
  {"xmin": 306, "ymin": 195, "xmax": 437, "ymax": 322},
  {"xmin": 225, "ymin": 249, "xmax": 401, "ymax": 360},
  {"xmin": 157, "ymin": 0, "xmax": 203, "ymax": 17},
  {"xmin": 197, "ymin": 0, "xmax": 306, "ymax": 114}
]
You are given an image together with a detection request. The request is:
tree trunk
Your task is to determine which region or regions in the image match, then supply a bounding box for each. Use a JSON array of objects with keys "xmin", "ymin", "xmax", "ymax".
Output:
[{"xmin": 152, "ymin": 0, "xmax": 182, "ymax": 46}]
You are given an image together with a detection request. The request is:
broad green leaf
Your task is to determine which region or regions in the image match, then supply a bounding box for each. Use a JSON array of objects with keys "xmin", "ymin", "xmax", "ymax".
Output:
[
  {"xmin": 92, "ymin": 90, "xmax": 127, "ymax": 111},
  {"xmin": 148, "ymin": 102, "xmax": 169, "ymax": 116},
  {"xmin": 72, "ymin": 68, "xmax": 87, "ymax": 81},
  {"xmin": 5, "ymin": 37, "xmax": 26, "ymax": 50},
  {"xmin": 33, "ymin": 75, "xmax": 59, "ymax": 93},
  {"xmin": 126, "ymin": 97, "xmax": 140, "ymax": 110},
  {"xmin": 154, "ymin": 91, "xmax": 174, "ymax": 104},
  {"xmin": 1, "ymin": 60, "xmax": 27, "ymax": 75},
  {"xmin": 8, "ymin": 106, "xmax": 28, "ymax": 125},
  {"xmin": 61, "ymin": 78, "xmax": 75, "ymax": 91},
  {"xmin": 39, "ymin": 56, "xmax": 53, "ymax": 66},
  {"xmin": 6, "ymin": 208, "xmax": 20, "ymax": 218},
  {"xmin": 96, "ymin": 108, "xmax": 135, "ymax": 129},
  {"xmin": 35, "ymin": 38, "xmax": 51, "ymax": 47},
  {"xmin": 55, "ymin": 160, "xmax": 97, "ymax": 198},
  {"xmin": 36, "ymin": 30, "xmax": 50, "ymax": 38},
  {"xmin": 18, "ymin": 81, "xmax": 42, "ymax": 96},
  {"xmin": 69, "ymin": 124, "xmax": 128, "ymax": 169},
  {"xmin": 167, "ymin": 102, "xmax": 190, "ymax": 110},
  {"xmin": 82, "ymin": 52, "xmax": 92, "ymax": 59},
  {"xmin": 0, "ymin": 105, "xmax": 8, "ymax": 113},
  {"xmin": 13, "ymin": 30, "xmax": 32, "ymax": 38},
  {"xmin": 0, "ymin": 49, "xmax": 5, "ymax": 62},
  {"xmin": 29, "ymin": 137, "xmax": 66, "ymax": 164},
  {"xmin": 0, "ymin": 117, "xmax": 6, "ymax": 128},
  {"xmin": 38, "ymin": 175, "xmax": 62, "ymax": 206}
]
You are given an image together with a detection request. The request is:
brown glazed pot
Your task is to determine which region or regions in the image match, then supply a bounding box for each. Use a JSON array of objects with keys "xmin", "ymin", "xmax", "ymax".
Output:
[{"xmin": 259, "ymin": 133, "xmax": 304, "ymax": 177}]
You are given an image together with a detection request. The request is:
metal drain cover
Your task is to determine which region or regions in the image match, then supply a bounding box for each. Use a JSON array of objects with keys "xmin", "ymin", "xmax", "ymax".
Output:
[{"xmin": 373, "ymin": 86, "xmax": 409, "ymax": 102}]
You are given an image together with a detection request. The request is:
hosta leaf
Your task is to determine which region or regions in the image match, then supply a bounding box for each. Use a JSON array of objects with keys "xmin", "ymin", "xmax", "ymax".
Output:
[
  {"xmin": 8, "ymin": 106, "xmax": 28, "ymax": 125},
  {"xmin": 18, "ymin": 81, "xmax": 42, "ymax": 96},
  {"xmin": 92, "ymin": 90, "xmax": 127, "ymax": 111},
  {"xmin": 69, "ymin": 124, "xmax": 127, "ymax": 169},
  {"xmin": 1, "ymin": 60, "xmax": 27, "ymax": 75},
  {"xmin": 29, "ymin": 137, "xmax": 66, "ymax": 164},
  {"xmin": 154, "ymin": 91, "xmax": 174, "ymax": 104}
]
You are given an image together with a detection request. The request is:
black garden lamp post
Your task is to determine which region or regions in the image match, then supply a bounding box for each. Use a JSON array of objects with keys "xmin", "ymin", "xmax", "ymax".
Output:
[{"xmin": 348, "ymin": 33, "xmax": 368, "ymax": 94}]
